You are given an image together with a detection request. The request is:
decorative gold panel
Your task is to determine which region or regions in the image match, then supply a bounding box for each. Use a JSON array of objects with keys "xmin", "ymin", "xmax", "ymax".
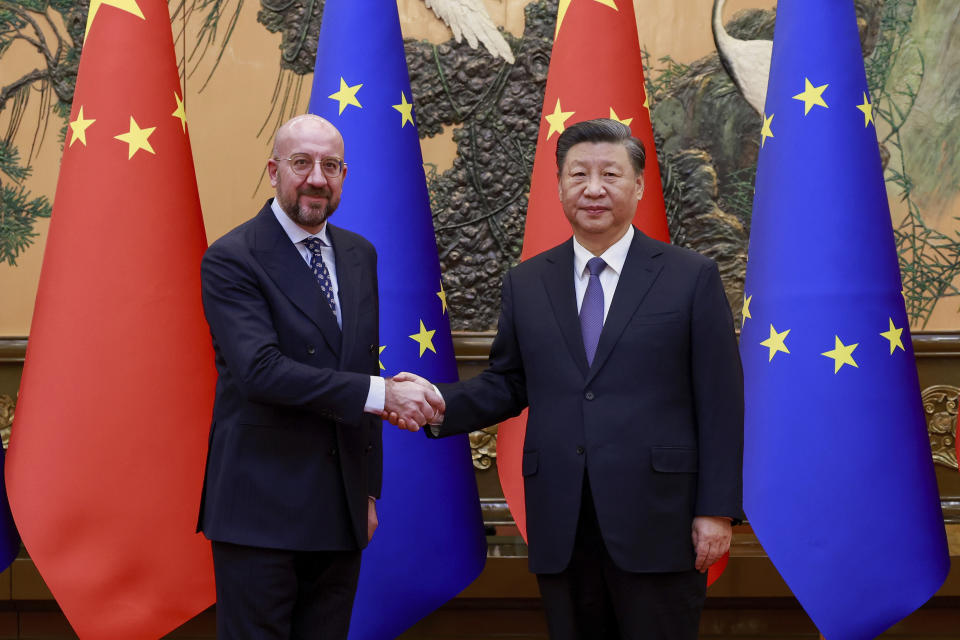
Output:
[
  {"xmin": 0, "ymin": 395, "xmax": 13, "ymax": 450},
  {"xmin": 922, "ymin": 384, "xmax": 959, "ymax": 470},
  {"xmin": 469, "ymin": 426, "xmax": 497, "ymax": 471}
]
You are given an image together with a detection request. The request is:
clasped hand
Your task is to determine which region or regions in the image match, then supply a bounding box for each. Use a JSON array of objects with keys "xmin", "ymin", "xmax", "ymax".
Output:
[{"xmin": 381, "ymin": 372, "xmax": 443, "ymax": 431}]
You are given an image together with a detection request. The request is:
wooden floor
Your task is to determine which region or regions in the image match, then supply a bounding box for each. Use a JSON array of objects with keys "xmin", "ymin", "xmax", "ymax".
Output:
[{"xmin": 0, "ymin": 597, "xmax": 956, "ymax": 639}]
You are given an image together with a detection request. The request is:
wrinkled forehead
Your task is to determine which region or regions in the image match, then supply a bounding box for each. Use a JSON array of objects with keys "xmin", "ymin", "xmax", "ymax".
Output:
[{"xmin": 562, "ymin": 141, "xmax": 632, "ymax": 170}]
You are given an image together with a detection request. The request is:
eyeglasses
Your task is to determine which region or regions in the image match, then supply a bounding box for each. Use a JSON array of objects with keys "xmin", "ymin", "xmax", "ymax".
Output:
[{"xmin": 278, "ymin": 154, "xmax": 346, "ymax": 178}]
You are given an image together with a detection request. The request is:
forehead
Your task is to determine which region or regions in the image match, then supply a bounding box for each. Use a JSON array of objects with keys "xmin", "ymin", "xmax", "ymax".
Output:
[
  {"xmin": 276, "ymin": 120, "xmax": 344, "ymax": 157},
  {"xmin": 563, "ymin": 141, "xmax": 631, "ymax": 169}
]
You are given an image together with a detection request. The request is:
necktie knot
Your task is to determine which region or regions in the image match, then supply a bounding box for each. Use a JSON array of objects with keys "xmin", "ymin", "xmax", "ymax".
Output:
[
  {"xmin": 303, "ymin": 237, "xmax": 326, "ymax": 257},
  {"xmin": 587, "ymin": 257, "xmax": 606, "ymax": 277}
]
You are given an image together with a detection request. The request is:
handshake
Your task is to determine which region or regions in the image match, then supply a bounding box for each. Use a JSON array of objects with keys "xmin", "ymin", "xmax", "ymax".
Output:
[{"xmin": 381, "ymin": 372, "xmax": 443, "ymax": 431}]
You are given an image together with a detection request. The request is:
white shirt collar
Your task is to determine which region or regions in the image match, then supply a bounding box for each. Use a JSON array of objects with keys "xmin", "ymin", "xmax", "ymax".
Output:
[
  {"xmin": 572, "ymin": 226, "xmax": 634, "ymax": 278},
  {"xmin": 270, "ymin": 198, "xmax": 331, "ymax": 247}
]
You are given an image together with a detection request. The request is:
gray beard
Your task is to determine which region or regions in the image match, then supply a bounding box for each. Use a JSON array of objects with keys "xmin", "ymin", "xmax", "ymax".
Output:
[{"xmin": 282, "ymin": 199, "xmax": 336, "ymax": 228}]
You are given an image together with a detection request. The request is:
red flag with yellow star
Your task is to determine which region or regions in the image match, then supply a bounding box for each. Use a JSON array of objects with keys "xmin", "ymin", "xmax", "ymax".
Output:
[
  {"xmin": 498, "ymin": 0, "xmax": 728, "ymax": 585},
  {"xmin": 6, "ymin": 0, "xmax": 216, "ymax": 636}
]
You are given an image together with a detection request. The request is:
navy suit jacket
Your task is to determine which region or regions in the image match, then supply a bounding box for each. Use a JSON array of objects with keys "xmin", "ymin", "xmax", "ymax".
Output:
[
  {"xmin": 198, "ymin": 201, "xmax": 382, "ymax": 551},
  {"xmin": 432, "ymin": 230, "xmax": 744, "ymax": 574}
]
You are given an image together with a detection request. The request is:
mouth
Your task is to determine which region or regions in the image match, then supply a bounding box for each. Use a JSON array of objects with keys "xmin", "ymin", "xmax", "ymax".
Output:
[{"xmin": 300, "ymin": 191, "xmax": 330, "ymax": 205}]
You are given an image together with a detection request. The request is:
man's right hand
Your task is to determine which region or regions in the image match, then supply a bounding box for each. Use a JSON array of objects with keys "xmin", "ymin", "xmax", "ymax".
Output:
[{"xmin": 383, "ymin": 376, "xmax": 444, "ymax": 431}]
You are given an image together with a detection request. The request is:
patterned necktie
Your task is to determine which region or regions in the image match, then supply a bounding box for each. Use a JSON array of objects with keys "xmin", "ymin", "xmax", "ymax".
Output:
[
  {"xmin": 302, "ymin": 237, "xmax": 337, "ymax": 314},
  {"xmin": 580, "ymin": 256, "xmax": 606, "ymax": 366}
]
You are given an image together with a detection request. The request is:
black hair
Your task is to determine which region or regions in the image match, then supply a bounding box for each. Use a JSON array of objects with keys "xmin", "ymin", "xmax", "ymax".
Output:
[{"xmin": 555, "ymin": 118, "xmax": 645, "ymax": 174}]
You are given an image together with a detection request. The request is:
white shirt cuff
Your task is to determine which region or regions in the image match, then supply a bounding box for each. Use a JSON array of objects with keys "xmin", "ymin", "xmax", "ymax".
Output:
[{"xmin": 364, "ymin": 376, "xmax": 385, "ymax": 413}]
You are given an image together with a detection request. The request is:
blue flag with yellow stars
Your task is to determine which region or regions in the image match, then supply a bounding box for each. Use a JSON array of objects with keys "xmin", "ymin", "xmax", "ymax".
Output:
[
  {"xmin": 740, "ymin": 2, "xmax": 950, "ymax": 638},
  {"xmin": 308, "ymin": 1, "xmax": 486, "ymax": 637}
]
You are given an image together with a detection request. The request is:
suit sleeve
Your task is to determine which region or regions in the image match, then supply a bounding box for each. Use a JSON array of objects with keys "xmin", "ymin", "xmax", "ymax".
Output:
[
  {"xmin": 690, "ymin": 260, "xmax": 745, "ymax": 520},
  {"xmin": 200, "ymin": 243, "xmax": 371, "ymax": 425},
  {"xmin": 429, "ymin": 269, "xmax": 528, "ymax": 437}
]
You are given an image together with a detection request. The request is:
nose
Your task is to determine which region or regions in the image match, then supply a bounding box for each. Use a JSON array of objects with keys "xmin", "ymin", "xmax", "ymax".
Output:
[
  {"xmin": 584, "ymin": 174, "xmax": 605, "ymax": 197},
  {"xmin": 305, "ymin": 161, "xmax": 328, "ymax": 187}
]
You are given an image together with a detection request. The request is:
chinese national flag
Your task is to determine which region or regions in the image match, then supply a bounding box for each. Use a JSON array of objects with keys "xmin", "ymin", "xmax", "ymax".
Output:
[
  {"xmin": 6, "ymin": 0, "xmax": 217, "ymax": 636},
  {"xmin": 498, "ymin": 0, "xmax": 728, "ymax": 585}
]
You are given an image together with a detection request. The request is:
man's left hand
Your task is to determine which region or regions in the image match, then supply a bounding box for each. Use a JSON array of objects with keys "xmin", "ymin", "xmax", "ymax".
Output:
[
  {"xmin": 367, "ymin": 497, "xmax": 378, "ymax": 542},
  {"xmin": 691, "ymin": 516, "xmax": 732, "ymax": 573}
]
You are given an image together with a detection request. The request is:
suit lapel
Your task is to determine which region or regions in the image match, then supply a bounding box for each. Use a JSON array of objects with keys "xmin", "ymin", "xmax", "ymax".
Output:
[
  {"xmin": 250, "ymin": 204, "xmax": 342, "ymax": 355},
  {"xmin": 541, "ymin": 241, "xmax": 590, "ymax": 378},
  {"xmin": 328, "ymin": 225, "xmax": 362, "ymax": 369},
  {"xmin": 586, "ymin": 230, "xmax": 664, "ymax": 385}
]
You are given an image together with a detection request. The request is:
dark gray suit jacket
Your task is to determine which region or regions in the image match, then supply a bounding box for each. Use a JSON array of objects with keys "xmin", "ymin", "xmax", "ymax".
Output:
[
  {"xmin": 198, "ymin": 201, "xmax": 382, "ymax": 551},
  {"xmin": 431, "ymin": 230, "xmax": 744, "ymax": 574}
]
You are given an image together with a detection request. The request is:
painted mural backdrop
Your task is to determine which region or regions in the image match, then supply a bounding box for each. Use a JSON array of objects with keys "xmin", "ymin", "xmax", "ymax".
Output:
[{"xmin": 1, "ymin": 0, "xmax": 958, "ymax": 332}]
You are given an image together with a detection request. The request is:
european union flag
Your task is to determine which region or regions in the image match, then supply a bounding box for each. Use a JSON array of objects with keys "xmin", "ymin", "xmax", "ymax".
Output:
[
  {"xmin": 308, "ymin": 1, "xmax": 487, "ymax": 637},
  {"xmin": 740, "ymin": 2, "xmax": 950, "ymax": 638},
  {"xmin": 0, "ymin": 448, "xmax": 19, "ymax": 572}
]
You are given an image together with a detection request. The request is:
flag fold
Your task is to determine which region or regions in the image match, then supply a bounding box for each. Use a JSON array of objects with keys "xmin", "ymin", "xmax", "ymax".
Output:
[
  {"xmin": 308, "ymin": 2, "xmax": 487, "ymax": 637},
  {"xmin": 7, "ymin": 0, "xmax": 217, "ymax": 636},
  {"xmin": 741, "ymin": 2, "xmax": 950, "ymax": 638}
]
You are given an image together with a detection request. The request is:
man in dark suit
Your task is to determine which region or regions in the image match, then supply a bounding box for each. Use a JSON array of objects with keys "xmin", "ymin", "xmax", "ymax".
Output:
[
  {"xmin": 198, "ymin": 114, "xmax": 442, "ymax": 639},
  {"xmin": 391, "ymin": 119, "xmax": 743, "ymax": 640}
]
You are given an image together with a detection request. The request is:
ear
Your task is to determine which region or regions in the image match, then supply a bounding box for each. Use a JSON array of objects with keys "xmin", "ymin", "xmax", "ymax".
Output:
[
  {"xmin": 267, "ymin": 159, "xmax": 279, "ymax": 187},
  {"xmin": 635, "ymin": 173, "xmax": 645, "ymax": 201},
  {"xmin": 557, "ymin": 173, "xmax": 563, "ymax": 201},
  {"xmin": 341, "ymin": 163, "xmax": 348, "ymax": 182}
]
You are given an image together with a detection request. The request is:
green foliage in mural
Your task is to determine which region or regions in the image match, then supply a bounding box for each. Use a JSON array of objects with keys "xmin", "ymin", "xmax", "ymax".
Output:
[
  {"xmin": 0, "ymin": 0, "xmax": 84, "ymax": 265},
  {"xmin": 0, "ymin": 140, "xmax": 50, "ymax": 265},
  {"xmin": 865, "ymin": 0, "xmax": 960, "ymax": 326}
]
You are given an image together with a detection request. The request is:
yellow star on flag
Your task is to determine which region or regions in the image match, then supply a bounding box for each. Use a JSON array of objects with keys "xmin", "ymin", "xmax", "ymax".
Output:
[
  {"xmin": 642, "ymin": 92, "xmax": 650, "ymax": 112},
  {"xmin": 172, "ymin": 93, "xmax": 187, "ymax": 132},
  {"xmin": 114, "ymin": 117, "xmax": 156, "ymax": 159},
  {"xmin": 409, "ymin": 320, "xmax": 437, "ymax": 357},
  {"xmin": 378, "ymin": 345, "xmax": 386, "ymax": 370},
  {"xmin": 792, "ymin": 78, "xmax": 829, "ymax": 116},
  {"xmin": 437, "ymin": 281, "xmax": 448, "ymax": 315},
  {"xmin": 760, "ymin": 324, "xmax": 790, "ymax": 362},
  {"xmin": 556, "ymin": 0, "xmax": 618, "ymax": 38},
  {"xmin": 545, "ymin": 99, "xmax": 575, "ymax": 140},
  {"xmin": 821, "ymin": 335, "xmax": 858, "ymax": 373},
  {"xmin": 69, "ymin": 106, "xmax": 95, "ymax": 147},
  {"xmin": 856, "ymin": 92, "xmax": 874, "ymax": 127},
  {"xmin": 329, "ymin": 77, "xmax": 363, "ymax": 115},
  {"xmin": 880, "ymin": 318, "xmax": 904, "ymax": 354},
  {"xmin": 760, "ymin": 113, "xmax": 774, "ymax": 148},
  {"xmin": 393, "ymin": 92, "xmax": 414, "ymax": 127},
  {"xmin": 741, "ymin": 294, "xmax": 752, "ymax": 322},
  {"xmin": 85, "ymin": 0, "xmax": 144, "ymax": 39},
  {"xmin": 609, "ymin": 108, "xmax": 633, "ymax": 126}
]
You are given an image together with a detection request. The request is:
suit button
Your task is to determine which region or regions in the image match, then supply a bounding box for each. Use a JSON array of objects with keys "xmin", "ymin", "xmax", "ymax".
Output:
[
  {"xmin": 307, "ymin": 345, "xmax": 316, "ymax": 355},
  {"xmin": 576, "ymin": 446, "xmax": 585, "ymax": 455},
  {"xmin": 328, "ymin": 448, "xmax": 337, "ymax": 456},
  {"xmin": 585, "ymin": 391, "xmax": 595, "ymax": 400}
]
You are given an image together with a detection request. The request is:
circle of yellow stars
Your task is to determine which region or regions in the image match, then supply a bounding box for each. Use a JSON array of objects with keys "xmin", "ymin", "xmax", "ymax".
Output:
[
  {"xmin": 743, "ymin": 295, "xmax": 906, "ymax": 374},
  {"xmin": 378, "ymin": 280, "xmax": 450, "ymax": 372},
  {"xmin": 758, "ymin": 77, "xmax": 876, "ymax": 149}
]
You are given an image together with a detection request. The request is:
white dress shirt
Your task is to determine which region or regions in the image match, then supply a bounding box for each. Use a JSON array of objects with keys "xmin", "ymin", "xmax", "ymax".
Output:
[
  {"xmin": 270, "ymin": 200, "xmax": 385, "ymax": 413},
  {"xmin": 572, "ymin": 225, "xmax": 634, "ymax": 321}
]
